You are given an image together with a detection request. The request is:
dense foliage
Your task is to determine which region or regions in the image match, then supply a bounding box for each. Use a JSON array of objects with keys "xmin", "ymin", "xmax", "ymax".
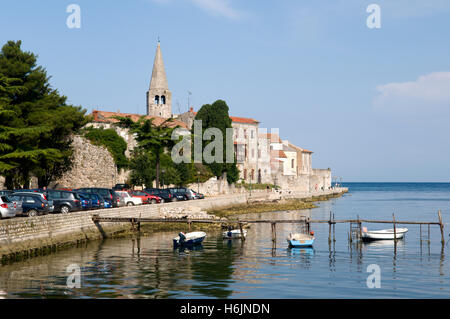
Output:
[
  {"xmin": 0, "ymin": 40, "xmax": 87, "ymax": 189},
  {"xmin": 193, "ymin": 99, "xmax": 239, "ymax": 184},
  {"xmin": 83, "ymin": 126, "xmax": 128, "ymax": 171}
]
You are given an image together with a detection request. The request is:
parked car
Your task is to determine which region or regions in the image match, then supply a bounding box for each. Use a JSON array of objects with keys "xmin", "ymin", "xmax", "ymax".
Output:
[
  {"xmin": 113, "ymin": 184, "xmax": 131, "ymax": 191},
  {"xmin": 128, "ymin": 190, "xmax": 161, "ymax": 204},
  {"xmin": 9, "ymin": 193, "xmax": 50, "ymax": 217},
  {"xmin": 77, "ymin": 188, "xmax": 122, "ymax": 207},
  {"xmin": 84, "ymin": 193, "xmax": 104, "ymax": 210},
  {"xmin": 78, "ymin": 193, "xmax": 93, "ymax": 210},
  {"xmin": 167, "ymin": 187, "xmax": 195, "ymax": 200},
  {"xmin": 144, "ymin": 188, "xmax": 175, "ymax": 203},
  {"xmin": 46, "ymin": 189, "xmax": 82, "ymax": 214},
  {"xmin": 115, "ymin": 191, "xmax": 143, "ymax": 206},
  {"xmin": 191, "ymin": 189, "xmax": 205, "ymax": 199},
  {"xmin": 0, "ymin": 195, "xmax": 22, "ymax": 219}
]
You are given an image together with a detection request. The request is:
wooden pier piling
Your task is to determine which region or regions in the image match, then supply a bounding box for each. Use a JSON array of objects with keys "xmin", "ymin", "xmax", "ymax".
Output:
[
  {"xmin": 393, "ymin": 213, "xmax": 397, "ymax": 242},
  {"xmin": 91, "ymin": 210, "xmax": 445, "ymax": 246},
  {"xmin": 438, "ymin": 210, "xmax": 445, "ymax": 246}
]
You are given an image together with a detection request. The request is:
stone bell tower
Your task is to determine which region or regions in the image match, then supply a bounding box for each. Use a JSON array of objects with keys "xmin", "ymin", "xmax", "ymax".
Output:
[{"xmin": 146, "ymin": 41, "xmax": 172, "ymax": 118}]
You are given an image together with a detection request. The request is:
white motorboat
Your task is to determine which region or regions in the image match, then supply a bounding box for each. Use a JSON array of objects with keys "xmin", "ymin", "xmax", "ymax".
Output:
[
  {"xmin": 222, "ymin": 229, "xmax": 247, "ymax": 239},
  {"xmin": 361, "ymin": 227, "xmax": 408, "ymax": 241},
  {"xmin": 173, "ymin": 231, "xmax": 206, "ymax": 247}
]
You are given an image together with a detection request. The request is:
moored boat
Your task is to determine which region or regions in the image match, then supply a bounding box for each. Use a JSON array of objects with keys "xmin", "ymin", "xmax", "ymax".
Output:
[
  {"xmin": 361, "ymin": 227, "xmax": 408, "ymax": 241},
  {"xmin": 287, "ymin": 233, "xmax": 315, "ymax": 248},
  {"xmin": 222, "ymin": 229, "xmax": 247, "ymax": 239},
  {"xmin": 173, "ymin": 231, "xmax": 206, "ymax": 247}
]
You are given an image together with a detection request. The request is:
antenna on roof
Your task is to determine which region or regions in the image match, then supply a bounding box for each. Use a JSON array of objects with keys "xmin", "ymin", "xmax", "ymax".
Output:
[{"xmin": 187, "ymin": 91, "xmax": 192, "ymax": 111}]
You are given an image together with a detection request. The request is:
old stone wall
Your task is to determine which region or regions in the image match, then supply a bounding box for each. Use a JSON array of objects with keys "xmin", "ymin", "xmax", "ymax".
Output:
[
  {"xmin": 51, "ymin": 135, "xmax": 120, "ymax": 189},
  {"xmin": 310, "ymin": 168, "xmax": 332, "ymax": 191}
]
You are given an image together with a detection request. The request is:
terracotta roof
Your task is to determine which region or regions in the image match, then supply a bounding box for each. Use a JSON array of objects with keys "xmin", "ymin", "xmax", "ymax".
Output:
[
  {"xmin": 229, "ymin": 116, "xmax": 259, "ymax": 125},
  {"xmin": 91, "ymin": 110, "xmax": 188, "ymax": 129},
  {"xmin": 271, "ymin": 150, "xmax": 287, "ymax": 159},
  {"xmin": 288, "ymin": 142, "xmax": 314, "ymax": 154}
]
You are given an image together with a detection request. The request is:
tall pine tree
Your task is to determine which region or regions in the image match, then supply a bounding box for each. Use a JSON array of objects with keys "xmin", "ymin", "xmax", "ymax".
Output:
[{"xmin": 0, "ymin": 41, "xmax": 87, "ymax": 188}]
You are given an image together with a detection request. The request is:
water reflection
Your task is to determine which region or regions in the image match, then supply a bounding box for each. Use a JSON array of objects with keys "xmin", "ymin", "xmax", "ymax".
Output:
[{"xmin": 0, "ymin": 192, "xmax": 449, "ymax": 298}]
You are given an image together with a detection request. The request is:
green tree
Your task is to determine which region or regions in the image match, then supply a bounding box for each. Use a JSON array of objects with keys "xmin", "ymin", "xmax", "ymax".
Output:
[
  {"xmin": 194, "ymin": 99, "xmax": 239, "ymax": 184},
  {"xmin": 115, "ymin": 116, "xmax": 178, "ymax": 188},
  {"xmin": 0, "ymin": 40, "xmax": 87, "ymax": 188}
]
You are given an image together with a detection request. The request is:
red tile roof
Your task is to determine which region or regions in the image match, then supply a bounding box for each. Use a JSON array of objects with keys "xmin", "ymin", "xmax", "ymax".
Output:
[
  {"xmin": 229, "ymin": 116, "xmax": 259, "ymax": 125},
  {"xmin": 271, "ymin": 150, "xmax": 287, "ymax": 159},
  {"xmin": 288, "ymin": 142, "xmax": 314, "ymax": 154},
  {"xmin": 91, "ymin": 110, "xmax": 188, "ymax": 129}
]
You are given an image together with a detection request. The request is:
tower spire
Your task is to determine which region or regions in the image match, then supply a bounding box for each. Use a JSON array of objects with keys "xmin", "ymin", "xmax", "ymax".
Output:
[
  {"xmin": 147, "ymin": 41, "xmax": 172, "ymax": 118},
  {"xmin": 149, "ymin": 41, "xmax": 168, "ymax": 90}
]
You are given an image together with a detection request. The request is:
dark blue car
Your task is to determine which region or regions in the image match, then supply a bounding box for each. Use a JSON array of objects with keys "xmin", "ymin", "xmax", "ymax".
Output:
[
  {"xmin": 9, "ymin": 193, "xmax": 50, "ymax": 217},
  {"xmin": 86, "ymin": 193, "xmax": 104, "ymax": 209},
  {"xmin": 78, "ymin": 193, "xmax": 93, "ymax": 210}
]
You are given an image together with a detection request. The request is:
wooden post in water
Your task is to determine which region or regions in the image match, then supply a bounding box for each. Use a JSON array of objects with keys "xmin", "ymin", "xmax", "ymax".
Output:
[
  {"xmin": 438, "ymin": 210, "xmax": 445, "ymax": 246},
  {"xmin": 328, "ymin": 211, "xmax": 332, "ymax": 244},
  {"xmin": 239, "ymin": 223, "xmax": 245, "ymax": 241},
  {"xmin": 333, "ymin": 213, "xmax": 336, "ymax": 242},
  {"xmin": 271, "ymin": 223, "xmax": 277, "ymax": 242},
  {"xmin": 393, "ymin": 213, "xmax": 397, "ymax": 242}
]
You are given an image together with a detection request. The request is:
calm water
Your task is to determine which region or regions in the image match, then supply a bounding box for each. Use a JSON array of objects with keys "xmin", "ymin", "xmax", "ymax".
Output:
[{"xmin": 0, "ymin": 183, "xmax": 449, "ymax": 299}]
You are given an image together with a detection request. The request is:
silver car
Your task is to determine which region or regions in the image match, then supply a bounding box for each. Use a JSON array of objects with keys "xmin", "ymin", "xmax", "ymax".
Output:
[{"xmin": 0, "ymin": 195, "xmax": 22, "ymax": 219}]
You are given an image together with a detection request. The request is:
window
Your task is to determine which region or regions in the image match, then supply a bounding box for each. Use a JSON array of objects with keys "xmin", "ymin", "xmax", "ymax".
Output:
[
  {"xmin": 154, "ymin": 95, "xmax": 160, "ymax": 104},
  {"xmin": 1, "ymin": 196, "xmax": 10, "ymax": 203},
  {"xmin": 244, "ymin": 169, "xmax": 247, "ymax": 179},
  {"xmin": 61, "ymin": 192, "xmax": 72, "ymax": 199},
  {"xmin": 251, "ymin": 169, "xmax": 254, "ymax": 180},
  {"xmin": 47, "ymin": 191, "xmax": 61, "ymax": 200},
  {"xmin": 251, "ymin": 130, "xmax": 254, "ymax": 139},
  {"xmin": 25, "ymin": 196, "xmax": 36, "ymax": 204},
  {"xmin": 161, "ymin": 95, "xmax": 166, "ymax": 104},
  {"xmin": 291, "ymin": 159, "xmax": 295, "ymax": 168}
]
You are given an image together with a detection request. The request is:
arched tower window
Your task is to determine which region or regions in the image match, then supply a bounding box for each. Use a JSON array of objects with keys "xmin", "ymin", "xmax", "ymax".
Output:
[
  {"xmin": 161, "ymin": 95, "xmax": 166, "ymax": 105},
  {"xmin": 154, "ymin": 95, "xmax": 160, "ymax": 104}
]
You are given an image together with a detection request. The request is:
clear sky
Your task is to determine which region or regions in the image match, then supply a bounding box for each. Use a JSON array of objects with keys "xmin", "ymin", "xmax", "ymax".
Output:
[{"xmin": 1, "ymin": 0, "xmax": 449, "ymax": 182}]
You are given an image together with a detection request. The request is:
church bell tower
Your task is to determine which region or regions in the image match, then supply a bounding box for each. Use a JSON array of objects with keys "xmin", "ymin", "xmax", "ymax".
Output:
[{"xmin": 147, "ymin": 41, "xmax": 172, "ymax": 118}]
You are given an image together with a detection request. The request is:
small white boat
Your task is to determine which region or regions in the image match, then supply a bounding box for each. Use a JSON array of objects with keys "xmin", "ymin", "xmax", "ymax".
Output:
[
  {"xmin": 361, "ymin": 227, "xmax": 408, "ymax": 241},
  {"xmin": 287, "ymin": 233, "xmax": 315, "ymax": 248},
  {"xmin": 222, "ymin": 229, "xmax": 247, "ymax": 239},
  {"xmin": 173, "ymin": 231, "xmax": 206, "ymax": 247}
]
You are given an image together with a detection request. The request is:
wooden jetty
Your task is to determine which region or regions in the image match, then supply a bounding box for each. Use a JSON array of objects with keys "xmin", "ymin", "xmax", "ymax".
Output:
[{"xmin": 92, "ymin": 210, "xmax": 446, "ymax": 246}]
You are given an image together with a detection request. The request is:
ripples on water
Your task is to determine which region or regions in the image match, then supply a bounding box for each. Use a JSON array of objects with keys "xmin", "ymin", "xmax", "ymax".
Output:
[{"xmin": 0, "ymin": 183, "xmax": 449, "ymax": 298}]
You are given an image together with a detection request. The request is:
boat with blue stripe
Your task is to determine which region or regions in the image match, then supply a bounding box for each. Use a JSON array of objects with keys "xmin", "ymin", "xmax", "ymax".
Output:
[{"xmin": 287, "ymin": 233, "xmax": 315, "ymax": 248}]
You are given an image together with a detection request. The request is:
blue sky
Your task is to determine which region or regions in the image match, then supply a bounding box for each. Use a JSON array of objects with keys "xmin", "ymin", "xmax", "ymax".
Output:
[{"xmin": 1, "ymin": 0, "xmax": 450, "ymax": 182}]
